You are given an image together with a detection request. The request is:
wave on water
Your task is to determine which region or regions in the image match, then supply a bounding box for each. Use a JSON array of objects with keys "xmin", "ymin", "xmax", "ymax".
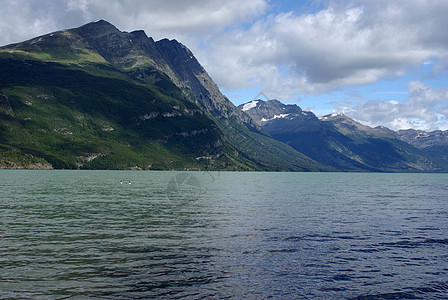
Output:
[{"xmin": 352, "ymin": 281, "xmax": 448, "ymax": 299}]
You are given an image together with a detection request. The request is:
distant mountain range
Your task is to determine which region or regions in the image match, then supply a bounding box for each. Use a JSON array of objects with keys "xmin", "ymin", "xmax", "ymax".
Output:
[
  {"xmin": 239, "ymin": 99, "xmax": 448, "ymax": 172},
  {"xmin": 0, "ymin": 20, "xmax": 446, "ymax": 172}
]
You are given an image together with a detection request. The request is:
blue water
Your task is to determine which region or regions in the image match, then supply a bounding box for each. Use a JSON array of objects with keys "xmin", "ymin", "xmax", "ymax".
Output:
[{"xmin": 1, "ymin": 170, "xmax": 447, "ymax": 299}]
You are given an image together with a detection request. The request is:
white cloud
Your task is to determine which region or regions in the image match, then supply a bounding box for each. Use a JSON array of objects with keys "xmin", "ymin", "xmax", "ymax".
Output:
[
  {"xmin": 2, "ymin": 0, "xmax": 447, "ymax": 99},
  {"xmin": 198, "ymin": 0, "xmax": 448, "ymax": 99},
  {"xmin": 338, "ymin": 81, "xmax": 448, "ymax": 130},
  {"xmin": 0, "ymin": 1, "xmax": 61, "ymax": 46},
  {"xmin": 0, "ymin": 0, "xmax": 268, "ymax": 46}
]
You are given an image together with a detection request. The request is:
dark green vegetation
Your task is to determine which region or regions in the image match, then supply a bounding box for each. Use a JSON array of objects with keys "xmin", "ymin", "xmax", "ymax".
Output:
[
  {"xmin": 0, "ymin": 56, "xmax": 223, "ymax": 169},
  {"xmin": 240, "ymin": 100, "xmax": 448, "ymax": 172},
  {"xmin": 0, "ymin": 20, "xmax": 327, "ymax": 171}
]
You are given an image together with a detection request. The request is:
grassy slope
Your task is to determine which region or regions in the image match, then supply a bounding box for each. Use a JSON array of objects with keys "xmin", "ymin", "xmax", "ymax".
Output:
[{"xmin": 0, "ymin": 51, "xmax": 257, "ymax": 170}]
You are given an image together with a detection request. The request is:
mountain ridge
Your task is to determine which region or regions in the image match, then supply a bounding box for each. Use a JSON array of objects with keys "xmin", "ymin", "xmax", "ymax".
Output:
[
  {"xmin": 0, "ymin": 20, "xmax": 327, "ymax": 171},
  {"xmin": 239, "ymin": 99, "xmax": 446, "ymax": 172}
]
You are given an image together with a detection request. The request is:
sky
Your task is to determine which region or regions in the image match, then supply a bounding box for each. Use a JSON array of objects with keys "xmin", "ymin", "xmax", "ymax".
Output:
[{"xmin": 1, "ymin": 0, "xmax": 448, "ymax": 131}]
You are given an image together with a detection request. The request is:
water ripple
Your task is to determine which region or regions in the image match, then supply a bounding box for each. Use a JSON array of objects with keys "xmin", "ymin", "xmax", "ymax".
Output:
[{"xmin": 1, "ymin": 171, "xmax": 447, "ymax": 299}]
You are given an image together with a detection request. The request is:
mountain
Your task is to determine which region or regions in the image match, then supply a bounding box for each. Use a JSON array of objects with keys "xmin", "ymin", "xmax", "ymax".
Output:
[
  {"xmin": 395, "ymin": 129, "xmax": 448, "ymax": 148},
  {"xmin": 0, "ymin": 20, "xmax": 327, "ymax": 171},
  {"xmin": 394, "ymin": 129, "xmax": 448, "ymax": 170},
  {"xmin": 240, "ymin": 99, "xmax": 319, "ymax": 135},
  {"xmin": 239, "ymin": 99, "xmax": 443, "ymax": 172}
]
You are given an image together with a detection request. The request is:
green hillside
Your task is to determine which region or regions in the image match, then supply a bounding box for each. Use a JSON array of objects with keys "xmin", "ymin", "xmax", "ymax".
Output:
[{"xmin": 0, "ymin": 52, "xmax": 251, "ymax": 170}]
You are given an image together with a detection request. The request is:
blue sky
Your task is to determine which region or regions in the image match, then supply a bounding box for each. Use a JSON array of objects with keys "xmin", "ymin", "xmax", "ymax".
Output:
[{"xmin": 1, "ymin": 0, "xmax": 448, "ymax": 130}]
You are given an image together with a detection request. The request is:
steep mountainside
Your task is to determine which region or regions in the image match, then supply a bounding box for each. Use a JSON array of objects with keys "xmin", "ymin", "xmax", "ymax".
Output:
[
  {"xmin": 72, "ymin": 21, "xmax": 320, "ymax": 171},
  {"xmin": 395, "ymin": 129, "xmax": 448, "ymax": 170},
  {"xmin": 240, "ymin": 100, "xmax": 442, "ymax": 172},
  {"xmin": 0, "ymin": 20, "xmax": 326, "ymax": 171},
  {"xmin": 395, "ymin": 129, "xmax": 448, "ymax": 148}
]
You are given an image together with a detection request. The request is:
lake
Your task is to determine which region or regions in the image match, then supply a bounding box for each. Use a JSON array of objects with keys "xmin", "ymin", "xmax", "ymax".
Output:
[{"xmin": 1, "ymin": 170, "xmax": 447, "ymax": 299}]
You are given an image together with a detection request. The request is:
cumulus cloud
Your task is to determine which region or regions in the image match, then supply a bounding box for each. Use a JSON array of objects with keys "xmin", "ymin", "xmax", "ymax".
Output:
[
  {"xmin": 337, "ymin": 81, "xmax": 448, "ymax": 130},
  {"xmin": 2, "ymin": 0, "xmax": 447, "ymax": 97},
  {"xmin": 0, "ymin": 0, "xmax": 61, "ymax": 46},
  {"xmin": 200, "ymin": 0, "xmax": 448, "ymax": 99},
  {"xmin": 0, "ymin": 0, "xmax": 268, "ymax": 45}
]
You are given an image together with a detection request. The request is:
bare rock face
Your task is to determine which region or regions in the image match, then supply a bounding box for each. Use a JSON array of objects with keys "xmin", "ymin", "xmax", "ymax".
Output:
[{"xmin": 73, "ymin": 20, "xmax": 164, "ymax": 69}]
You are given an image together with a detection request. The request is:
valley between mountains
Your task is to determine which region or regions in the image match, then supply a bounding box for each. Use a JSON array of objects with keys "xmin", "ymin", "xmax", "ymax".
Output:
[{"xmin": 1, "ymin": 20, "xmax": 447, "ymax": 172}]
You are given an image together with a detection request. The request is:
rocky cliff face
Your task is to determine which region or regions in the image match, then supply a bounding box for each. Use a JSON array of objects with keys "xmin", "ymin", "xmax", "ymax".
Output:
[{"xmin": 69, "ymin": 20, "xmax": 258, "ymax": 130}]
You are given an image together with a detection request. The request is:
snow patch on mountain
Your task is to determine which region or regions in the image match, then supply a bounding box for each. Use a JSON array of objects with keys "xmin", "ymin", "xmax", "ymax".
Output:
[
  {"xmin": 242, "ymin": 100, "xmax": 259, "ymax": 111},
  {"xmin": 261, "ymin": 114, "xmax": 290, "ymax": 122}
]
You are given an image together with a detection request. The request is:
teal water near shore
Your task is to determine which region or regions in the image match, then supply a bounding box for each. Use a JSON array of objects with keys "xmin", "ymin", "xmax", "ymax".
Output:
[{"xmin": 1, "ymin": 170, "xmax": 448, "ymax": 298}]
